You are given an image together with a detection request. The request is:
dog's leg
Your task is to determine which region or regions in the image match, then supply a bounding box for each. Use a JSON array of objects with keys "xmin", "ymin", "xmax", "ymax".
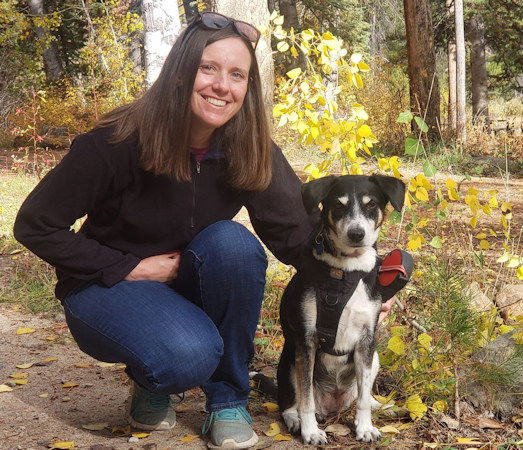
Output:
[
  {"xmin": 278, "ymin": 344, "xmax": 300, "ymax": 433},
  {"xmin": 295, "ymin": 343, "xmax": 328, "ymax": 445},
  {"xmin": 354, "ymin": 336, "xmax": 381, "ymax": 442}
]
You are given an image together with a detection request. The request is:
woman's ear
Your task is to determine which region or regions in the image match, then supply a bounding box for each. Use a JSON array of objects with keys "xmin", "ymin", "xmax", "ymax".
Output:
[{"xmin": 301, "ymin": 176, "xmax": 337, "ymax": 214}]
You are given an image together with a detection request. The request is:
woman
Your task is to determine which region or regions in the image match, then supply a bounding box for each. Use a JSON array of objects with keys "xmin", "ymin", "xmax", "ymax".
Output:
[{"xmin": 14, "ymin": 12, "xmax": 316, "ymax": 449}]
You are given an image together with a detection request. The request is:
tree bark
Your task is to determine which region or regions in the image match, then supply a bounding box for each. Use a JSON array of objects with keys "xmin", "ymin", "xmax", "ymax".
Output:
[
  {"xmin": 403, "ymin": 0, "xmax": 441, "ymax": 139},
  {"xmin": 278, "ymin": 0, "xmax": 299, "ymax": 30},
  {"xmin": 454, "ymin": 0, "xmax": 466, "ymax": 142},
  {"xmin": 212, "ymin": 0, "xmax": 274, "ymax": 113},
  {"xmin": 25, "ymin": 0, "xmax": 63, "ymax": 81},
  {"xmin": 142, "ymin": 0, "xmax": 181, "ymax": 86},
  {"xmin": 447, "ymin": 0, "xmax": 457, "ymax": 132},
  {"xmin": 469, "ymin": 14, "xmax": 489, "ymax": 127},
  {"xmin": 182, "ymin": 0, "xmax": 198, "ymax": 24}
]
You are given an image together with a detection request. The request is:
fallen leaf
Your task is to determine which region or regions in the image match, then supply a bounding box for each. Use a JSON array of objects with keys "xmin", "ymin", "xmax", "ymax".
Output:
[
  {"xmin": 14, "ymin": 379, "xmax": 28, "ymax": 385},
  {"xmin": 131, "ymin": 432, "xmax": 150, "ymax": 438},
  {"xmin": 82, "ymin": 423, "xmax": 109, "ymax": 431},
  {"xmin": 16, "ymin": 363, "xmax": 34, "ymax": 369},
  {"xmin": 16, "ymin": 328, "xmax": 36, "ymax": 335},
  {"xmin": 264, "ymin": 422, "xmax": 281, "ymax": 437},
  {"xmin": 62, "ymin": 382, "xmax": 79, "ymax": 388},
  {"xmin": 111, "ymin": 425, "xmax": 131, "ymax": 435},
  {"xmin": 180, "ymin": 434, "xmax": 199, "ymax": 442},
  {"xmin": 262, "ymin": 402, "xmax": 279, "ymax": 412},
  {"xmin": 9, "ymin": 372, "xmax": 28, "ymax": 379},
  {"xmin": 478, "ymin": 417, "xmax": 503, "ymax": 429},
  {"xmin": 422, "ymin": 444, "xmax": 439, "ymax": 449},
  {"xmin": 116, "ymin": 364, "xmax": 126, "ymax": 369},
  {"xmin": 0, "ymin": 384, "xmax": 13, "ymax": 393},
  {"xmin": 42, "ymin": 357, "xmax": 58, "ymax": 363},
  {"xmin": 379, "ymin": 425, "xmax": 400, "ymax": 434},
  {"xmin": 46, "ymin": 337, "xmax": 58, "ymax": 341},
  {"xmin": 325, "ymin": 423, "xmax": 351, "ymax": 436},
  {"xmin": 49, "ymin": 441, "xmax": 75, "ymax": 449},
  {"xmin": 39, "ymin": 393, "xmax": 49, "ymax": 398},
  {"xmin": 274, "ymin": 433, "xmax": 292, "ymax": 441},
  {"xmin": 97, "ymin": 362, "xmax": 116, "ymax": 368},
  {"xmin": 455, "ymin": 437, "xmax": 483, "ymax": 444},
  {"xmin": 439, "ymin": 413, "xmax": 460, "ymax": 430}
]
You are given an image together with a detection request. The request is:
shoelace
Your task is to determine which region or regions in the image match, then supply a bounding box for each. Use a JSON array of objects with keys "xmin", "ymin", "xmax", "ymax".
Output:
[{"xmin": 202, "ymin": 407, "xmax": 253, "ymax": 434}]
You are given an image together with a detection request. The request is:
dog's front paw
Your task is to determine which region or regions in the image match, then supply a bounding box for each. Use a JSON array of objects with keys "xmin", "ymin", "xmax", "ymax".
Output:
[
  {"xmin": 355, "ymin": 424, "xmax": 381, "ymax": 442},
  {"xmin": 282, "ymin": 410, "xmax": 300, "ymax": 434},
  {"xmin": 302, "ymin": 427, "xmax": 328, "ymax": 445}
]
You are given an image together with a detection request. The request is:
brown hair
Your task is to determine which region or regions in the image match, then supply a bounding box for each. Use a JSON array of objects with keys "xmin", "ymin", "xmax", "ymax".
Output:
[{"xmin": 96, "ymin": 22, "xmax": 272, "ymax": 191}]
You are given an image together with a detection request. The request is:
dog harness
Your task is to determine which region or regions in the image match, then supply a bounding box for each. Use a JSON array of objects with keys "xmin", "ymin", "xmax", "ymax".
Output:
[{"xmin": 313, "ymin": 237, "xmax": 414, "ymax": 356}]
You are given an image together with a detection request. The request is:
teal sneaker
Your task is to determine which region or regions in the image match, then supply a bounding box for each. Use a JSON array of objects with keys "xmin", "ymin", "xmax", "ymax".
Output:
[
  {"xmin": 128, "ymin": 382, "xmax": 182, "ymax": 431},
  {"xmin": 202, "ymin": 406, "xmax": 259, "ymax": 449}
]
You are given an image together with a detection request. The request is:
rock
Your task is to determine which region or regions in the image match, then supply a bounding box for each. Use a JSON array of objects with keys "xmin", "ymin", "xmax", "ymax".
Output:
[
  {"xmin": 466, "ymin": 282, "xmax": 494, "ymax": 312},
  {"xmin": 495, "ymin": 284, "xmax": 523, "ymax": 319},
  {"xmin": 461, "ymin": 331, "xmax": 523, "ymax": 420}
]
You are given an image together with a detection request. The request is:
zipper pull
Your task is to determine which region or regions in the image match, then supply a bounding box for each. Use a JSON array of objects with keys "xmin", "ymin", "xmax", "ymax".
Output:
[{"xmin": 196, "ymin": 161, "xmax": 201, "ymax": 174}]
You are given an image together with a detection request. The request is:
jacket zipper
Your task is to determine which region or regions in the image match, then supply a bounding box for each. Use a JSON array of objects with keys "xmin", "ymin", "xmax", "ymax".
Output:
[{"xmin": 190, "ymin": 161, "xmax": 201, "ymax": 228}]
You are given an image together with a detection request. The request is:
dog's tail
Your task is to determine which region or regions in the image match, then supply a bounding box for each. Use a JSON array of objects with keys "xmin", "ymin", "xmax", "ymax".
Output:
[{"xmin": 249, "ymin": 371, "xmax": 278, "ymax": 400}]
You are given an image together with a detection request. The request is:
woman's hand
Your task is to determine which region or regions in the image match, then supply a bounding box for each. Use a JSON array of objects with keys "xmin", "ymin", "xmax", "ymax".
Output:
[
  {"xmin": 378, "ymin": 296, "xmax": 397, "ymax": 324},
  {"xmin": 124, "ymin": 252, "xmax": 181, "ymax": 282}
]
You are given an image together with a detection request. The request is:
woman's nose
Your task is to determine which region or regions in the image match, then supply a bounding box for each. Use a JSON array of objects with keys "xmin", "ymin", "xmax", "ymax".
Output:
[{"xmin": 212, "ymin": 72, "xmax": 230, "ymax": 93}]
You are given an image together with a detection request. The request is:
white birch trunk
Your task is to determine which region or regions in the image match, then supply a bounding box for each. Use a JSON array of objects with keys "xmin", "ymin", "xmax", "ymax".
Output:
[
  {"xmin": 454, "ymin": 0, "xmax": 466, "ymax": 143},
  {"xmin": 142, "ymin": 0, "xmax": 181, "ymax": 86}
]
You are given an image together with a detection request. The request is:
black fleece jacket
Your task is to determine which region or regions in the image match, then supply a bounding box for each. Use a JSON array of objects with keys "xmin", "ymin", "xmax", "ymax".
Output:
[{"xmin": 14, "ymin": 126, "xmax": 318, "ymax": 301}]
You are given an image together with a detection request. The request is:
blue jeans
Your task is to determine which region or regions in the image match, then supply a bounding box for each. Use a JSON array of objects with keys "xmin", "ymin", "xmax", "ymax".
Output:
[{"xmin": 62, "ymin": 220, "xmax": 267, "ymax": 411}]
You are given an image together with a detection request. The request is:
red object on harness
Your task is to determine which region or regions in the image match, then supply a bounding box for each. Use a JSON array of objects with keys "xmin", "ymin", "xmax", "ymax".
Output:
[{"xmin": 377, "ymin": 249, "xmax": 413, "ymax": 300}]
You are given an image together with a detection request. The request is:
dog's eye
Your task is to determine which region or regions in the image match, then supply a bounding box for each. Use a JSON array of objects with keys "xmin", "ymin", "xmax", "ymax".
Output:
[{"xmin": 366, "ymin": 199, "xmax": 377, "ymax": 208}]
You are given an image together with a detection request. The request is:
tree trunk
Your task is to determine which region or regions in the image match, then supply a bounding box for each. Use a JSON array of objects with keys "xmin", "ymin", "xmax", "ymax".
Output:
[
  {"xmin": 267, "ymin": 0, "xmax": 277, "ymax": 15},
  {"xmin": 469, "ymin": 14, "xmax": 489, "ymax": 127},
  {"xmin": 454, "ymin": 0, "xmax": 466, "ymax": 143},
  {"xmin": 447, "ymin": 0, "xmax": 457, "ymax": 132},
  {"xmin": 278, "ymin": 0, "xmax": 299, "ymax": 30},
  {"xmin": 25, "ymin": 0, "xmax": 63, "ymax": 81},
  {"xmin": 212, "ymin": 0, "xmax": 274, "ymax": 113},
  {"xmin": 403, "ymin": 0, "xmax": 440, "ymax": 139},
  {"xmin": 142, "ymin": 0, "xmax": 181, "ymax": 86},
  {"xmin": 182, "ymin": 0, "xmax": 198, "ymax": 24}
]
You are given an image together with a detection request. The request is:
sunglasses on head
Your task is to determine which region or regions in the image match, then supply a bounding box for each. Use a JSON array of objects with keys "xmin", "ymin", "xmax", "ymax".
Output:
[{"xmin": 195, "ymin": 12, "xmax": 261, "ymax": 49}]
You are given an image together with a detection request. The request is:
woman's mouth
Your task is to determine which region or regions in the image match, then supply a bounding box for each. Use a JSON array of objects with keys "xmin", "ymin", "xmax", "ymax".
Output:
[{"xmin": 204, "ymin": 96, "xmax": 227, "ymax": 107}]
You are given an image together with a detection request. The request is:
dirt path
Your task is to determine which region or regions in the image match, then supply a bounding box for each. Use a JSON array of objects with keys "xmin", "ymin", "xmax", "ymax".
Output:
[{"xmin": 0, "ymin": 304, "xmax": 312, "ymax": 450}]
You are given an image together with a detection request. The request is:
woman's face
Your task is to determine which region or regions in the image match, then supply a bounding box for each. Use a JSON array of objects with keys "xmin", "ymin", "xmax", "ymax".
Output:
[{"xmin": 190, "ymin": 37, "xmax": 252, "ymax": 146}]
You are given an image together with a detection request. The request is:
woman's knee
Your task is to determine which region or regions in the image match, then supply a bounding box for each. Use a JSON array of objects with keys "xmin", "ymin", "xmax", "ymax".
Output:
[{"xmin": 190, "ymin": 220, "xmax": 267, "ymax": 272}]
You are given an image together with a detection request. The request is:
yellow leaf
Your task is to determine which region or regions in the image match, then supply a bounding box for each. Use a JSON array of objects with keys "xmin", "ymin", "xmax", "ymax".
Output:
[
  {"xmin": 277, "ymin": 41, "xmax": 289, "ymax": 52},
  {"xmin": 49, "ymin": 442, "xmax": 75, "ymax": 449},
  {"xmin": 357, "ymin": 124, "xmax": 372, "ymax": 137},
  {"xmin": 417, "ymin": 333, "xmax": 432, "ymax": 350},
  {"xmin": 272, "ymin": 15, "xmax": 284, "ymax": 26},
  {"xmin": 264, "ymin": 422, "xmax": 281, "ymax": 437},
  {"xmin": 416, "ymin": 187, "xmax": 429, "ymax": 202},
  {"xmin": 131, "ymin": 432, "xmax": 150, "ymax": 438},
  {"xmin": 286, "ymin": 67, "xmax": 302, "ymax": 79},
  {"xmin": 475, "ymin": 232, "xmax": 487, "ymax": 239},
  {"xmin": 404, "ymin": 394, "xmax": 427, "ymax": 420},
  {"xmin": 373, "ymin": 395, "xmax": 390, "ymax": 404},
  {"xmin": 379, "ymin": 425, "xmax": 400, "ymax": 434},
  {"xmin": 432, "ymin": 400, "xmax": 448, "ymax": 412},
  {"xmin": 448, "ymin": 188, "xmax": 460, "ymax": 201},
  {"xmin": 16, "ymin": 328, "xmax": 36, "ymax": 335},
  {"xmin": 387, "ymin": 335, "xmax": 405, "ymax": 355},
  {"xmin": 0, "ymin": 384, "xmax": 14, "ymax": 392},
  {"xmin": 39, "ymin": 393, "xmax": 49, "ymax": 398},
  {"xmin": 507, "ymin": 256, "xmax": 520, "ymax": 268},
  {"xmin": 42, "ymin": 357, "xmax": 58, "ymax": 363},
  {"xmin": 180, "ymin": 434, "xmax": 199, "ymax": 442},
  {"xmin": 97, "ymin": 362, "xmax": 116, "ymax": 368},
  {"xmin": 274, "ymin": 433, "xmax": 292, "ymax": 441},
  {"xmin": 470, "ymin": 216, "xmax": 478, "ymax": 228},
  {"xmin": 62, "ymin": 382, "xmax": 79, "ymax": 388},
  {"xmin": 262, "ymin": 402, "xmax": 279, "ymax": 412},
  {"xmin": 455, "ymin": 437, "xmax": 483, "ymax": 444},
  {"xmin": 111, "ymin": 425, "xmax": 131, "ymax": 435},
  {"xmin": 290, "ymin": 46, "xmax": 298, "ymax": 57},
  {"xmin": 445, "ymin": 178, "xmax": 457, "ymax": 189},
  {"xmin": 358, "ymin": 61, "xmax": 371, "ymax": 71},
  {"xmin": 355, "ymin": 73, "xmax": 363, "ymax": 89},
  {"xmin": 10, "ymin": 372, "xmax": 28, "ymax": 379},
  {"xmin": 325, "ymin": 423, "xmax": 351, "ymax": 436},
  {"xmin": 479, "ymin": 240, "xmax": 490, "ymax": 250},
  {"xmin": 517, "ymin": 266, "xmax": 523, "ymax": 281},
  {"xmin": 16, "ymin": 363, "xmax": 33, "ymax": 369},
  {"xmin": 411, "ymin": 358, "xmax": 420, "ymax": 370},
  {"xmin": 15, "ymin": 379, "xmax": 28, "ymax": 385}
]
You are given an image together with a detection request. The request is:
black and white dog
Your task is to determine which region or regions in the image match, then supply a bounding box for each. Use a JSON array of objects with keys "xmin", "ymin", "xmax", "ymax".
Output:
[{"xmin": 277, "ymin": 174, "xmax": 406, "ymax": 444}]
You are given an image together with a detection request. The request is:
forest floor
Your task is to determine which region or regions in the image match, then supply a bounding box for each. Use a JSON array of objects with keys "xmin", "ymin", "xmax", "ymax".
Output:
[{"xmin": 1, "ymin": 148, "xmax": 522, "ymax": 449}]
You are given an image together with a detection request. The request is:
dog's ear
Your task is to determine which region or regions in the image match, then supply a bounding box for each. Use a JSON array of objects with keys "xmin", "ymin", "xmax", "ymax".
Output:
[
  {"xmin": 370, "ymin": 175, "xmax": 406, "ymax": 211},
  {"xmin": 301, "ymin": 176, "xmax": 337, "ymax": 213}
]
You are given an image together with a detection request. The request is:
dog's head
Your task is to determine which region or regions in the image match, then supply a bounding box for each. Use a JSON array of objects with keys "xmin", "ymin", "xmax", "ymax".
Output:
[{"xmin": 302, "ymin": 175, "xmax": 406, "ymax": 254}]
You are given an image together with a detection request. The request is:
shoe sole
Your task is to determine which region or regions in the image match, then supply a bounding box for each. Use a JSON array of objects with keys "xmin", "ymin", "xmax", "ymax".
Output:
[
  {"xmin": 128, "ymin": 415, "xmax": 176, "ymax": 431},
  {"xmin": 207, "ymin": 431, "xmax": 259, "ymax": 449}
]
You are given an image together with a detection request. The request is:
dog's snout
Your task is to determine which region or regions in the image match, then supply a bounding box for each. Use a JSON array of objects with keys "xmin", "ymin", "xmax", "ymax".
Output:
[{"xmin": 347, "ymin": 228, "xmax": 365, "ymax": 243}]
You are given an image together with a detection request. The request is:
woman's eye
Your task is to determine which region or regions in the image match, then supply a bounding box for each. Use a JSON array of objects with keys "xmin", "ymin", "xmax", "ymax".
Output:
[
  {"xmin": 231, "ymin": 71, "xmax": 246, "ymax": 80},
  {"xmin": 200, "ymin": 65, "xmax": 215, "ymax": 73}
]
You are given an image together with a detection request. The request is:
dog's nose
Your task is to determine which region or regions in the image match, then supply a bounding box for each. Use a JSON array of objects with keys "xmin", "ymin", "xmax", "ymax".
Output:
[{"xmin": 347, "ymin": 228, "xmax": 365, "ymax": 243}]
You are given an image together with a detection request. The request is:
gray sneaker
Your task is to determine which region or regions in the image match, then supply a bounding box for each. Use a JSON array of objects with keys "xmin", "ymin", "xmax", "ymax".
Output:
[
  {"xmin": 202, "ymin": 406, "xmax": 259, "ymax": 449},
  {"xmin": 128, "ymin": 382, "xmax": 182, "ymax": 430}
]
